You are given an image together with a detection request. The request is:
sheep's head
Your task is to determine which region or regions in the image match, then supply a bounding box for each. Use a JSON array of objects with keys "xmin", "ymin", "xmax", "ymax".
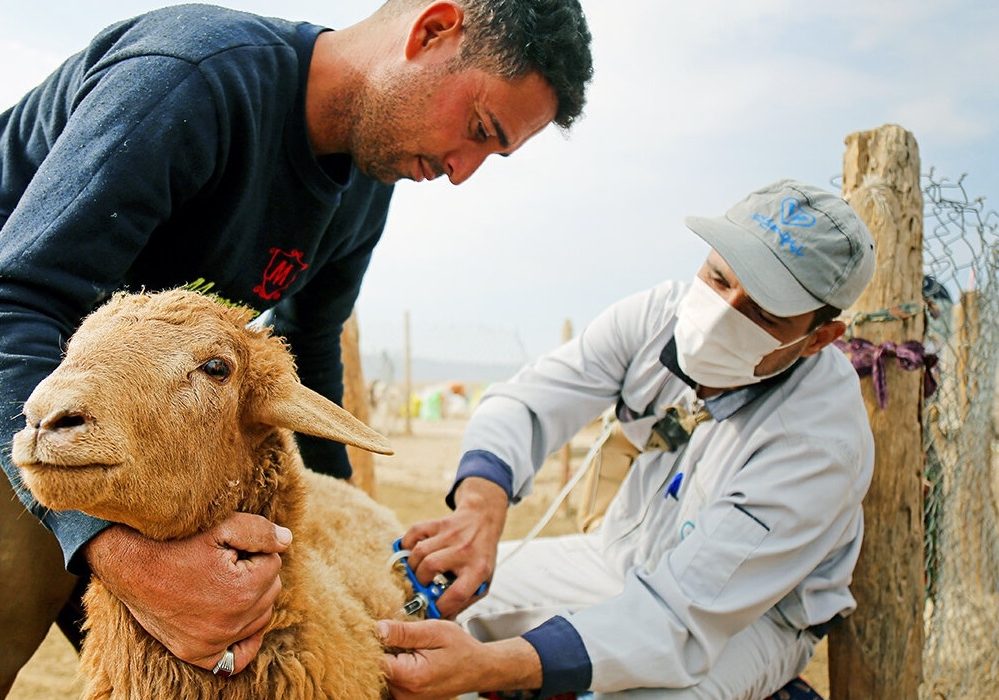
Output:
[{"xmin": 12, "ymin": 290, "xmax": 392, "ymax": 539}]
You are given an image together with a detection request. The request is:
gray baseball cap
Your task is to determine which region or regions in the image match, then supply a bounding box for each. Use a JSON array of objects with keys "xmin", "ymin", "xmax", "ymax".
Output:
[{"xmin": 685, "ymin": 179, "xmax": 876, "ymax": 316}]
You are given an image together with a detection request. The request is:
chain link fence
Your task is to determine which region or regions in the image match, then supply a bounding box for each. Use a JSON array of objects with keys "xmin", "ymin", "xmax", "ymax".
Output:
[{"xmin": 919, "ymin": 171, "xmax": 998, "ymax": 700}]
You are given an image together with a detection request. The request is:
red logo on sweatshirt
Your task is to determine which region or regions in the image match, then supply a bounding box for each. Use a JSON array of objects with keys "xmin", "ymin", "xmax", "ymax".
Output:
[{"xmin": 253, "ymin": 248, "xmax": 310, "ymax": 301}]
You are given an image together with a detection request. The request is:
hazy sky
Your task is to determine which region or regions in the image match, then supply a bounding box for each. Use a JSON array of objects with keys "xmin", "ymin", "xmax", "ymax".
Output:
[{"xmin": 2, "ymin": 1, "xmax": 997, "ymax": 367}]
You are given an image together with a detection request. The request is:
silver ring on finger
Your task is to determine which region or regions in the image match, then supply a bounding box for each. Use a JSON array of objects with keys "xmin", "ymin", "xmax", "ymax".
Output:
[{"xmin": 212, "ymin": 647, "xmax": 235, "ymax": 678}]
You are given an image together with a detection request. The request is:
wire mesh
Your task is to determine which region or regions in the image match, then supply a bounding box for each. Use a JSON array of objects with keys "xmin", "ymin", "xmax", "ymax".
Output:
[{"xmin": 919, "ymin": 170, "xmax": 999, "ymax": 700}]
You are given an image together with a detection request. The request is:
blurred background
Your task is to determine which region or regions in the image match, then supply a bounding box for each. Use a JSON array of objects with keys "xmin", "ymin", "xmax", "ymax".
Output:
[{"xmin": 3, "ymin": 0, "xmax": 997, "ymax": 378}]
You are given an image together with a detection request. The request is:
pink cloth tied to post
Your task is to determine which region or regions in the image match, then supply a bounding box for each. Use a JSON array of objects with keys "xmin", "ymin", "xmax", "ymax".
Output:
[{"xmin": 835, "ymin": 338, "xmax": 939, "ymax": 409}]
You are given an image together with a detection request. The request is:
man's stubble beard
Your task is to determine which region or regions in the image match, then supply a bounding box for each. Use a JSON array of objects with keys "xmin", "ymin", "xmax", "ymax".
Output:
[{"xmin": 348, "ymin": 73, "xmax": 425, "ymax": 184}]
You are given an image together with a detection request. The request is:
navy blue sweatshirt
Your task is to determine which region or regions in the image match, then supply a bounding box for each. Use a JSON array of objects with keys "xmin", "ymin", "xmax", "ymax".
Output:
[{"xmin": 0, "ymin": 4, "xmax": 393, "ymax": 571}]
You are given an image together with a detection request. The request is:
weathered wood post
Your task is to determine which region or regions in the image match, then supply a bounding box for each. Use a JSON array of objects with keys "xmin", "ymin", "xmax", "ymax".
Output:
[
  {"xmin": 341, "ymin": 312, "xmax": 377, "ymax": 498},
  {"xmin": 829, "ymin": 124, "xmax": 925, "ymax": 698}
]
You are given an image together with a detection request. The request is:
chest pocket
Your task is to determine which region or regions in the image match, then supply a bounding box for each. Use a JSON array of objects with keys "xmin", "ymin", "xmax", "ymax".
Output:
[{"xmin": 674, "ymin": 503, "xmax": 771, "ymax": 604}]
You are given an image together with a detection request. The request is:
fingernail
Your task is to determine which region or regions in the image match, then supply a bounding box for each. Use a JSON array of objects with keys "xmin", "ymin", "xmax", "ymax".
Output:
[
  {"xmin": 275, "ymin": 526, "xmax": 293, "ymax": 545},
  {"xmin": 376, "ymin": 621, "xmax": 389, "ymax": 640}
]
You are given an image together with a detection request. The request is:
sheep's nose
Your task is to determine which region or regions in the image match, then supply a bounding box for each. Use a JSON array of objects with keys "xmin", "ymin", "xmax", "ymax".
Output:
[{"xmin": 33, "ymin": 409, "xmax": 92, "ymax": 433}]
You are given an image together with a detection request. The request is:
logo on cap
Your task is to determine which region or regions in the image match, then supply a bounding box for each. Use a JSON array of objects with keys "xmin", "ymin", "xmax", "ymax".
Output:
[
  {"xmin": 780, "ymin": 197, "xmax": 816, "ymax": 228},
  {"xmin": 751, "ymin": 212, "xmax": 805, "ymax": 257}
]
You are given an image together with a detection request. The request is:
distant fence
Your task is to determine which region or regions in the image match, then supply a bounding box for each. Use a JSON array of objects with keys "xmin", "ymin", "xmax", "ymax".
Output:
[
  {"xmin": 827, "ymin": 125, "xmax": 998, "ymax": 698},
  {"xmin": 919, "ymin": 170, "xmax": 998, "ymax": 699}
]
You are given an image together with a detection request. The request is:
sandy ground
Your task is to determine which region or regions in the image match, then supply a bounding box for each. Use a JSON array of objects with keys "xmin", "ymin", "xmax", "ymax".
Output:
[{"xmin": 9, "ymin": 418, "xmax": 828, "ymax": 699}]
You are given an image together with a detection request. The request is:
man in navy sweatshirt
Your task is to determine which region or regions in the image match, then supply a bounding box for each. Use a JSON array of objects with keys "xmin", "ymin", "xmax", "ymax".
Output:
[{"xmin": 0, "ymin": 0, "xmax": 592, "ymax": 690}]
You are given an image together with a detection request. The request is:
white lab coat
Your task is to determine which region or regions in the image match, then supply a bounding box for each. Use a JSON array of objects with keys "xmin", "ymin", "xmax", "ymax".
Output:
[{"xmin": 461, "ymin": 280, "xmax": 874, "ymax": 691}]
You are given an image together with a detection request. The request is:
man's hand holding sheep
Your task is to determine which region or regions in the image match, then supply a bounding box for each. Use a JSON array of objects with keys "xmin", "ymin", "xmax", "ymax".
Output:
[
  {"xmin": 379, "ymin": 618, "xmax": 542, "ymax": 700},
  {"xmin": 84, "ymin": 512, "xmax": 291, "ymax": 675}
]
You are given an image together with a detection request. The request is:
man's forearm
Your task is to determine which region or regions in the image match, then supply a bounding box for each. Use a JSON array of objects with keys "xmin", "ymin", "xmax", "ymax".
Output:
[
  {"xmin": 481, "ymin": 636, "xmax": 544, "ymax": 692},
  {"xmin": 452, "ymin": 476, "xmax": 508, "ymax": 550},
  {"xmin": 452, "ymin": 476, "xmax": 509, "ymax": 515},
  {"xmin": 447, "ymin": 449, "xmax": 517, "ymax": 508}
]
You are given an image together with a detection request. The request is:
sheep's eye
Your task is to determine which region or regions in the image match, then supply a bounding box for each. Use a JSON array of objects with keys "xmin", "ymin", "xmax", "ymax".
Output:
[{"xmin": 199, "ymin": 358, "xmax": 230, "ymax": 381}]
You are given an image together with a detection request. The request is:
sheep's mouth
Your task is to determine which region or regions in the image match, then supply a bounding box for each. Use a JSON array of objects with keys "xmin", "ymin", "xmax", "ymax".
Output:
[
  {"xmin": 20, "ymin": 461, "xmax": 121, "ymax": 475},
  {"xmin": 19, "ymin": 461, "xmax": 123, "ymax": 515}
]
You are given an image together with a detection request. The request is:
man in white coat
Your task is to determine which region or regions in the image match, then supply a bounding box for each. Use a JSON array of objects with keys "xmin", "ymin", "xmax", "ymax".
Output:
[{"xmin": 381, "ymin": 179, "xmax": 877, "ymax": 699}]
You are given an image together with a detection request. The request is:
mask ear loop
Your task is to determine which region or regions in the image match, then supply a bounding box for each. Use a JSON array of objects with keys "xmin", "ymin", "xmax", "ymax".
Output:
[{"xmin": 771, "ymin": 330, "xmax": 813, "ymax": 352}]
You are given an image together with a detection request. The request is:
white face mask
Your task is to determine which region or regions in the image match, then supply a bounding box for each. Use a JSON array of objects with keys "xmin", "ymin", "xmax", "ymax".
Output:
[{"xmin": 674, "ymin": 277, "xmax": 809, "ymax": 389}]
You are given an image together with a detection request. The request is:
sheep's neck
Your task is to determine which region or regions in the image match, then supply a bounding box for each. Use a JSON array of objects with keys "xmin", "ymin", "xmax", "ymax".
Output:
[{"xmin": 235, "ymin": 430, "xmax": 306, "ymax": 532}]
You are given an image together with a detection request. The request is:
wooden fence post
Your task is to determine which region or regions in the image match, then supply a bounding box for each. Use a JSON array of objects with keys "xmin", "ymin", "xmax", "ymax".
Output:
[
  {"xmin": 828, "ymin": 124, "xmax": 925, "ymax": 698},
  {"xmin": 341, "ymin": 312, "xmax": 377, "ymax": 499}
]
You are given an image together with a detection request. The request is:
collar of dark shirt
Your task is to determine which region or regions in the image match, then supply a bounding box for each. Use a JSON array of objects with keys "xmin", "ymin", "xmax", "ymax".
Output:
[{"xmin": 659, "ymin": 337, "xmax": 803, "ymax": 422}]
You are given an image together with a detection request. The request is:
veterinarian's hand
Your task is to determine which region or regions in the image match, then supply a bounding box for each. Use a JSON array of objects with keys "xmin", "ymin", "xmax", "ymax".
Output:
[
  {"xmin": 85, "ymin": 512, "xmax": 291, "ymax": 674},
  {"xmin": 401, "ymin": 477, "xmax": 507, "ymax": 617},
  {"xmin": 380, "ymin": 619, "xmax": 542, "ymax": 699}
]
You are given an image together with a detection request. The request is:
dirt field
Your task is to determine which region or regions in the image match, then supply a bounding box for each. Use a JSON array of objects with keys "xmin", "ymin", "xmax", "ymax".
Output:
[{"xmin": 9, "ymin": 418, "xmax": 828, "ymax": 698}]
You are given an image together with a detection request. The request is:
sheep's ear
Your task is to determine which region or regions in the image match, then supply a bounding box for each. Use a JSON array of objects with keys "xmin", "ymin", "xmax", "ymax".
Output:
[{"xmin": 257, "ymin": 383, "xmax": 394, "ymax": 455}]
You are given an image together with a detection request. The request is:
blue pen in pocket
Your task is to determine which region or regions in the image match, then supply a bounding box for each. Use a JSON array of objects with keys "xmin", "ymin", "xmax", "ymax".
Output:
[{"xmin": 666, "ymin": 472, "xmax": 684, "ymax": 500}]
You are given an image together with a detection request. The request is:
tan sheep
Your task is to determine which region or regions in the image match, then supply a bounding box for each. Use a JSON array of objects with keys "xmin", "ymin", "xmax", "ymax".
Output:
[{"xmin": 12, "ymin": 289, "xmax": 411, "ymax": 699}]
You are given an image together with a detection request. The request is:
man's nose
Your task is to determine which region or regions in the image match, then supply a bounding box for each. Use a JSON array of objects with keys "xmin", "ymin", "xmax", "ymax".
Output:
[
  {"xmin": 445, "ymin": 149, "xmax": 490, "ymax": 186},
  {"xmin": 722, "ymin": 286, "xmax": 754, "ymax": 315}
]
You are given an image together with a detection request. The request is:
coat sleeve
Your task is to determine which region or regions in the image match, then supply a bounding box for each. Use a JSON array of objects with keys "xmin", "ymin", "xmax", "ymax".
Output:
[
  {"xmin": 532, "ymin": 429, "xmax": 867, "ymax": 694},
  {"xmin": 450, "ymin": 286, "xmax": 660, "ymax": 504},
  {"xmin": 0, "ymin": 55, "xmax": 219, "ymax": 571}
]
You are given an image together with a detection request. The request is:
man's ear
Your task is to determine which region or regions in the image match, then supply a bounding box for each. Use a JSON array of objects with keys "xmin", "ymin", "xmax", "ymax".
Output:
[
  {"xmin": 801, "ymin": 320, "xmax": 847, "ymax": 357},
  {"xmin": 404, "ymin": 1, "xmax": 464, "ymax": 62}
]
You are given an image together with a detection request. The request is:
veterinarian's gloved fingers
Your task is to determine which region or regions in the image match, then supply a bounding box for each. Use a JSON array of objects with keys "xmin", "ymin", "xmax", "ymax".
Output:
[
  {"xmin": 214, "ymin": 512, "xmax": 293, "ymax": 554},
  {"xmin": 229, "ymin": 629, "xmax": 266, "ymax": 674}
]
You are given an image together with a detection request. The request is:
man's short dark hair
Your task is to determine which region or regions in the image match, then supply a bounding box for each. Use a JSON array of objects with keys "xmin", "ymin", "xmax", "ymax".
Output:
[
  {"xmin": 457, "ymin": 0, "xmax": 593, "ymax": 129},
  {"xmin": 383, "ymin": 0, "xmax": 594, "ymax": 129}
]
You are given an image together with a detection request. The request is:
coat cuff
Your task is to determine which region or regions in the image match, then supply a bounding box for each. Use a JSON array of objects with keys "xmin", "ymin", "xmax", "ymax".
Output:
[
  {"xmin": 446, "ymin": 450, "xmax": 515, "ymax": 509},
  {"xmin": 45, "ymin": 509, "xmax": 113, "ymax": 575},
  {"xmin": 522, "ymin": 615, "xmax": 592, "ymax": 698}
]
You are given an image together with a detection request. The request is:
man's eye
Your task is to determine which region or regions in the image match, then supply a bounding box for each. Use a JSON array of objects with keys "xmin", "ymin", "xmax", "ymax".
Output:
[{"xmin": 476, "ymin": 121, "xmax": 488, "ymax": 141}]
